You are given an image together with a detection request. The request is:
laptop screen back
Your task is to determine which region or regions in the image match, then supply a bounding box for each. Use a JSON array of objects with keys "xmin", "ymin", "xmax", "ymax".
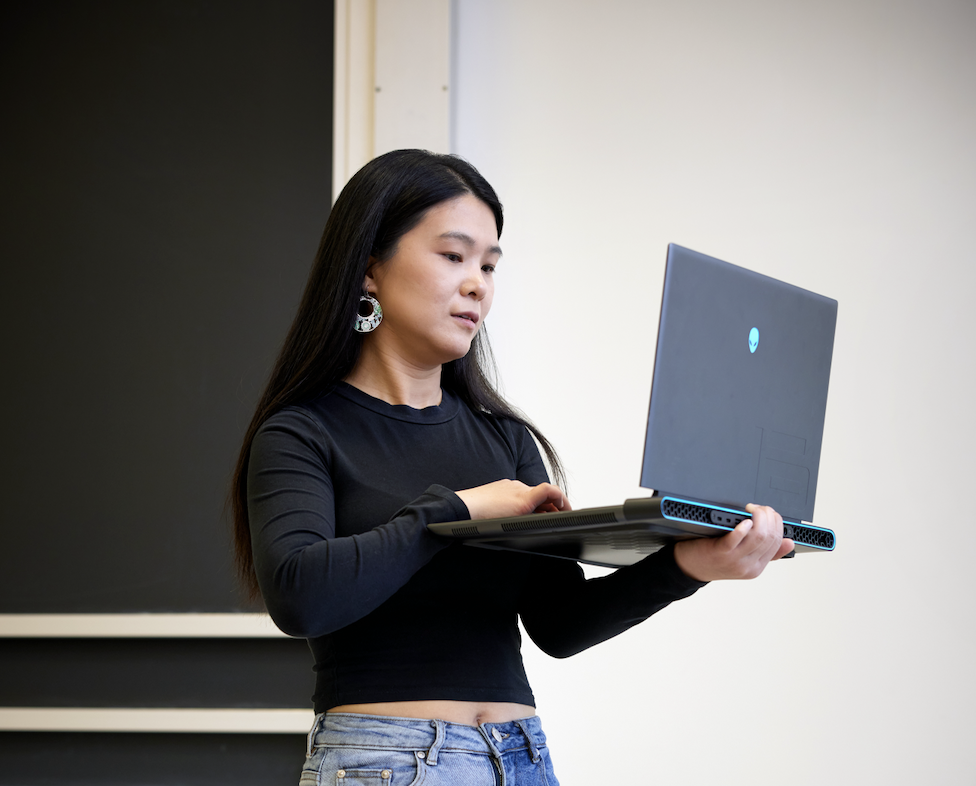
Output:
[{"xmin": 640, "ymin": 244, "xmax": 837, "ymax": 523}]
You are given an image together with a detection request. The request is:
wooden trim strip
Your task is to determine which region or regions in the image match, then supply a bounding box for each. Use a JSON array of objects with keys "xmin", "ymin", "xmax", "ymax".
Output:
[
  {"xmin": 0, "ymin": 707, "xmax": 314, "ymax": 734},
  {"xmin": 0, "ymin": 614, "xmax": 291, "ymax": 638}
]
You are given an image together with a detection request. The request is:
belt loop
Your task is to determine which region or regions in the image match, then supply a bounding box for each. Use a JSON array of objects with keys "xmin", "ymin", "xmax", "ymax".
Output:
[
  {"xmin": 426, "ymin": 719, "xmax": 446, "ymax": 766},
  {"xmin": 478, "ymin": 722, "xmax": 502, "ymax": 758},
  {"xmin": 515, "ymin": 718, "xmax": 542, "ymax": 763},
  {"xmin": 306, "ymin": 713, "xmax": 324, "ymax": 757}
]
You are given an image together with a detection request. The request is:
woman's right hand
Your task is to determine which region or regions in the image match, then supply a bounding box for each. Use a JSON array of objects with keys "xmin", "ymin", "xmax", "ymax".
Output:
[
  {"xmin": 456, "ymin": 480, "xmax": 571, "ymax": 520},
  {"xmin": 672, "ymin": 503, "xmax": 793, "ymax": 582}
]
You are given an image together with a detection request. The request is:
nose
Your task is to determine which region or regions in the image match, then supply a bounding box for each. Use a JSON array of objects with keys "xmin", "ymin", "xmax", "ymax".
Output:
[{"xmin": 462, "ymin": 266, "xmax": 489, "ymax": 300}]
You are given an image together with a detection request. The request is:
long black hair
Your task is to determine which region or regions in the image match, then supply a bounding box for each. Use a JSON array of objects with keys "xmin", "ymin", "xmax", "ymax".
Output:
[{"xmin": 231, "ymin": 149, "xmax": 564, "ymax": 597}]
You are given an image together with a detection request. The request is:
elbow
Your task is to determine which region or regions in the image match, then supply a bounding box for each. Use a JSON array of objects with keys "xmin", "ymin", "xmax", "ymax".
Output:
[
  {"xmin": 537, "ymin": 642, "xmax": 586, "ymax": 660},
  {"xmin": 263, "ymin": 598, "xmax": 328, "ymax": 639},
  {"xmin": 522, "ymin": 613, "xmax": 593, "ymax": 659},
  {"xmin": 256, "ymin": 569, "xmax": 330, "ymax": 639},
  {"xmin": 524, "ymin": 631, "xmax": 589, "ymax": 659}
]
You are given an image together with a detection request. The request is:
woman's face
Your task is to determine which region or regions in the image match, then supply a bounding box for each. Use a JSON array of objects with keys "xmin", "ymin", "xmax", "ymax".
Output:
[{"xmin": 365, "ymin": 194, "xmax": 500, "ymax": 369}]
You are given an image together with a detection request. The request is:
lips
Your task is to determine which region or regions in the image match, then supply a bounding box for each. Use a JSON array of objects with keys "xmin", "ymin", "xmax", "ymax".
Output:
[{"xmin": 453, "ymin": 311, "xmax": 479, "ymax": 326}]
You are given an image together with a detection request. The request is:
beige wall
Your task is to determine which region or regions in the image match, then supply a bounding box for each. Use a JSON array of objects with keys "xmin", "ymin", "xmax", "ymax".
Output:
[{"xmin": 453, "ymin": 1, "xmax": 976, "ymax": 783}]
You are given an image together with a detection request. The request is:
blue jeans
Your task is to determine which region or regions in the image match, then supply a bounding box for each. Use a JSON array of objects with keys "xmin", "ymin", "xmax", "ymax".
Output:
[{"xmin": 300, "ymin": 712, "xmax": 561, "ymax": 785}]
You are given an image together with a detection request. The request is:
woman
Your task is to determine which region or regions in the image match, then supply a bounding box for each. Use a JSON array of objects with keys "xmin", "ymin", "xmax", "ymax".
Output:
[{"xmin": 232, "ymin": 150, "xmax": 792, "ymax": 785}]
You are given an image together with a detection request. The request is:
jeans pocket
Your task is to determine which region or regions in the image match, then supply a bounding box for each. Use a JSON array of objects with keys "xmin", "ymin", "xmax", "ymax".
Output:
[
  {"xmin": 333, "ymin": 769, "xmax": 393, "ymax": 785},
  {"xmin": 301, "ymin": 746, "xmax": 424, "ymax": 786}
]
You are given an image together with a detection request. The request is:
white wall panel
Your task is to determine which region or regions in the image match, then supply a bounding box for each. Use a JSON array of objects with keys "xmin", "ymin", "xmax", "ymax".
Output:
[
  {"xmin": 333, "ymin": 0, "xmax": 450, "ymax": 195},
  {"xmin": 452, "ymin": 1, "xmax": 976, "ymax": 784}
]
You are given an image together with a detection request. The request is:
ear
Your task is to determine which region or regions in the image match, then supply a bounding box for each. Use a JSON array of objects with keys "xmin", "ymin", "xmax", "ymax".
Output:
[{"xmin": 363, "ymin": 257, "xmax": 379, "ymax": 293}]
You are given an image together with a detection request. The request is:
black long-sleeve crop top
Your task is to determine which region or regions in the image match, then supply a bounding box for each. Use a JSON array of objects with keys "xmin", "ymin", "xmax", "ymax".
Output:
[{"xmin": 247, "ymin": 383, "xmax": 705, "ymax": 713}]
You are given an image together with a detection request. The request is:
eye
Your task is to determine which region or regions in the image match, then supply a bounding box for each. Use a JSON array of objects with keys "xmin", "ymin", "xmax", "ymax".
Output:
[
  {"xmin": 444, "ymin": 252, "xmax": 462, "ymax": 263},
  {"xmin": 481, "ymin": 263, "xmax": 496, "ymax": 274}
]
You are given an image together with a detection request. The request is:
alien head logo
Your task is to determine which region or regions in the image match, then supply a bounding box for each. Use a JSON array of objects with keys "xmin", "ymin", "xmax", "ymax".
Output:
[{"xmin": 749, "ymin": 327, "xmax": 760, "ymax": 354}]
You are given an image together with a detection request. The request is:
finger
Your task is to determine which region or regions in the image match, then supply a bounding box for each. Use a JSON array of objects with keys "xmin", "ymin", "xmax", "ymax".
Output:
[
  {"xmin": 771, "ymin": 538, "xmax": 795, "ymax": 561},
  {"xmin": 716, "ymin": 517, "xmax": 752, "ymax": 553},
  {"xmin": 543, "ymin": 483, "xmax": 571, "ymax": 511},
  {"xmin": 744, "ymin": 505, "xmax": 793, "ymax": 566},
  {"xmin": 729, "ymin": 513, "xmax": 779, "ymax": 566},
  {"xmin": 746, "ymin": 504, "xmax": 784, "ymax": 533},
  {"xmin": 743, "ymin": 504, "xmax": 785, "ymax": 544},
  {"xmin": 744, "ymin": 503, "xmax": 773, "ymax": 529},
  {"xmin": 528, "ymin": 483, "xmax": 569, "ymax": 513}
]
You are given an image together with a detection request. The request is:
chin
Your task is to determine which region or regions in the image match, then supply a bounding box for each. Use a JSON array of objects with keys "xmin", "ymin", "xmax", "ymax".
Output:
[{"xmin": 437, "ymin": 339, "xmax": 476, "ymax": 365}]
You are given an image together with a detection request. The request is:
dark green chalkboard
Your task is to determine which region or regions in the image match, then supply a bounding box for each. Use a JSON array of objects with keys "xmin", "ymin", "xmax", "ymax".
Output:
[{"xmin": 0, "ymin": 0, "xmax": 334, "ymax": 613}]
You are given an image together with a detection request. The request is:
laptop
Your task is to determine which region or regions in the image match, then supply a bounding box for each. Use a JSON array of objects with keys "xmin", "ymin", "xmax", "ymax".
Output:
[{"xmin": 428, "ymin": 244, "xmax": 838, "ymax": 567}]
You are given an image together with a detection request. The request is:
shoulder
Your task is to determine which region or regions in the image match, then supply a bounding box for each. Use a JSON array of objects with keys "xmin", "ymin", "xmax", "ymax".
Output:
[
  {"xmin": 456, "ymin": 398, "xmax": 531, "ymax": 445},
  {"xmin": 463, "ymin": 404, "xmax": 548, "ymax": 483},
  {"xmin": 251, "ymin": 391, "xmax": 353, "ymax": 466},
  {"xmin": 256, "ymin": 384, "xmax": 373, "ymax": 440},
  {"xmin": 256, "ymin": 399, "xmax": 330, "ymax": 444},
  {"xmin": 484, "ymin": 408, "xmax": 538, "ymax": 452}
]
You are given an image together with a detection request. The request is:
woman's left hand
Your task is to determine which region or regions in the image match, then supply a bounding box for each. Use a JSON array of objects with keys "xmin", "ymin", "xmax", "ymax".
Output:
[
  {"xmin": 456, "ymin": 480, "xmax": 571, "ymax": 521},
  {"xmin": 672, "ymin": 503, "xmax": 794, "ymax": 582}
]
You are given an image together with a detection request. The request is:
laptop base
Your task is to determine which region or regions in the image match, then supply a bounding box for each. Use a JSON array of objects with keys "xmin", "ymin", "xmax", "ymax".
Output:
[{"xmin": 432, "ymin": 496, "xmax": 835, "ymax": 569}]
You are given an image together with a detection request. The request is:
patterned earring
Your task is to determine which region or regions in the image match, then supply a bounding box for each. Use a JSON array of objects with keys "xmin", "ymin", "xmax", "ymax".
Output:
[{"xmin": 354, "ymin": 292, "xmax": 383, "ymax": 333}]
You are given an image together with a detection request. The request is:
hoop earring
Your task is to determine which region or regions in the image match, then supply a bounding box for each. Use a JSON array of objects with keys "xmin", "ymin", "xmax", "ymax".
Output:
[{"xmin": 354, "ymin": 293, "xmax": 383, "ymax": 333}]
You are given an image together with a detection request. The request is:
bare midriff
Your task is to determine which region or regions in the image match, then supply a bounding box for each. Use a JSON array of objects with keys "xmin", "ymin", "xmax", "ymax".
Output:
[{"xmin": 327, "ymin": 701, "xmax": 537, "ymax": 727}]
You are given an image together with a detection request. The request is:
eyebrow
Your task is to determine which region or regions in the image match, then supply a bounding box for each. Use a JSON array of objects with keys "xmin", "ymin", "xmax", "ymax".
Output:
[{"xmin": 439, "ymin": 231, "xmax": 503, "ymax": 257}]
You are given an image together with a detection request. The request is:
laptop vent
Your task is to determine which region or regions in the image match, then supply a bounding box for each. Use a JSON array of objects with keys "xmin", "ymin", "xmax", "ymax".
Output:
[
  {"xmin": 661, "ymin": 499, "xmax": 711, "ymax": 524},
  {"xmin": 450, "ymin": 525, "xmax": 481, "ymax": 538},
  {"xmin": 790, "ymin": 525, "xmax": 834, "ymax": 550},
  {"xmin": 662, "ymin": 499, "xmax": 835, "ymax": 550},
  {"xmin": 582, "ymin": 531, "xmax": 669, "ymax": 554},
  {"xmin": 500, "ymin": 510, "xmax": 619, "ymax": 533}
]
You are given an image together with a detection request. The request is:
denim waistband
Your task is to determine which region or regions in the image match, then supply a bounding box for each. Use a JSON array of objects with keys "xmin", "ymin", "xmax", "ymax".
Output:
[{"xmin": 307, "ymin": 712, "xmax": 548, "ymax": 766}]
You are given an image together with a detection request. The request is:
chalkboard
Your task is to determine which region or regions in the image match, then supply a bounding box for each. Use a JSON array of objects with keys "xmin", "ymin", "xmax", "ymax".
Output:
[{"xmin": 0, "ymin": 0, "xmax": 334, "ymax": 612}]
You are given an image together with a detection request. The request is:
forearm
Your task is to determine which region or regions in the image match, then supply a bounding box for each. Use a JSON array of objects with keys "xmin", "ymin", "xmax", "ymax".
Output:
[
  {"xmin": 254, "ymin": 486, "xmax": 458, "ymax": 637},
  {"xmin": 519, "ymin": 544, "xmax": 706, "ymax": 658},
  {"xmin": 247, "ymin": 410, "xmax": 464, "ymax": 638}
]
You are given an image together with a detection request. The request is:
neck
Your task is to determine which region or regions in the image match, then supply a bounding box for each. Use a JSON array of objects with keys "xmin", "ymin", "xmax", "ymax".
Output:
[{"xmin": 344, "ymin": 342, "xmax": 443, "ymax": 408}]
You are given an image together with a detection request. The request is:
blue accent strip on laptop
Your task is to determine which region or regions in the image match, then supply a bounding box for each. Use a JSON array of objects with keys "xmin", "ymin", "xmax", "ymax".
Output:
[{"xmin": 661, "ymin": 495, "xmax": 835, "ymax": 551}]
